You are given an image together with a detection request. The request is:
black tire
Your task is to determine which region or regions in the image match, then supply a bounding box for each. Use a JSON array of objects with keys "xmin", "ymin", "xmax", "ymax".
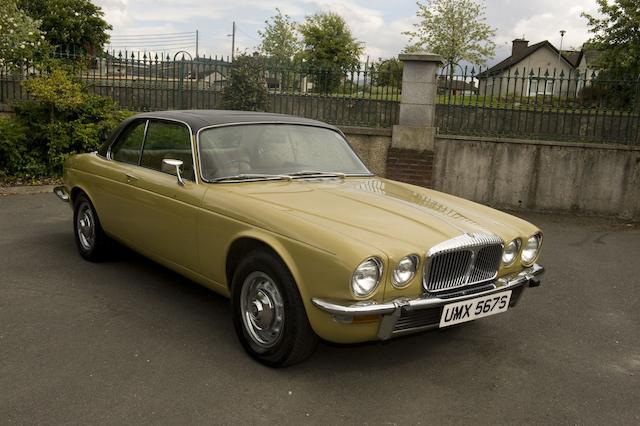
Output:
[
  {"xmin": 73, "ymin": 193, "xmax": 108, "ymax": 262},
  {"xmin": 231, "ymin": 250, "xmax": 318, "ymax": 367}
]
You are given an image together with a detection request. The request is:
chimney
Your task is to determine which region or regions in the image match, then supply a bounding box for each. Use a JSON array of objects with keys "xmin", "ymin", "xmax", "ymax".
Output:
[{"xmin": 512, "ymin": 39, "xmax": 529, "ymax": 57}]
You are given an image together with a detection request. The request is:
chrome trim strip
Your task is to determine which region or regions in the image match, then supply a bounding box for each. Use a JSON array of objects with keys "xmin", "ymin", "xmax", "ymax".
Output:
[
  {"xmin": 195, "ymin": 121, "xmax": 373, "ymax": 183},
  {"xmin": 106, "ymin": 116, "xmax": 199, "ymax": 184},
  {"xmin": 426, "ymin": 233, "xmax": 503, "ymax": 258},
  {"xmin": 53, "ymin": 186, "xmax": 69, "ymax": 202},
  {"xmin": 311, "ymin": 264, "xmax": 544, "ymax": 319}
]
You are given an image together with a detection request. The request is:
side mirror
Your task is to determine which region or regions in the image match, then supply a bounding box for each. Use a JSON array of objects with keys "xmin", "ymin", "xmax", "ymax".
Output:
[{"xmin": 162, "ymin": 158, "xmax": 185, "ymax": 186}]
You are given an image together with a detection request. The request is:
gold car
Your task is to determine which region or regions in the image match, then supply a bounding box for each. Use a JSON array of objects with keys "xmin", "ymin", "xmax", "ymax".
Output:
[{"xmin": 55, "ymin": 110, "xmax": 544, "ymax": 366}]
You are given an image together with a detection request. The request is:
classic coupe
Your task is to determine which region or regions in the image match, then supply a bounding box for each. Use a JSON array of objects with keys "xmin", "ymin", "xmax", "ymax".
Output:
[{"xmin": 55, "ymin": 110, "xmax": 544, "ymax": 366}]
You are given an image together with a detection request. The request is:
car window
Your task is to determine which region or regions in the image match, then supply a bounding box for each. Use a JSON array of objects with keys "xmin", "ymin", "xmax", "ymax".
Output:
[
  {"xmin": 110, "ymin": 120, "xmax": 146, "ymax": 165},
  {"xmin": 198, "ymin": 124, "xmax": 370, "ymax": 180},
  {"xmin": 140, "ymin": 120, "xmax": 194, "ymax": 180}
]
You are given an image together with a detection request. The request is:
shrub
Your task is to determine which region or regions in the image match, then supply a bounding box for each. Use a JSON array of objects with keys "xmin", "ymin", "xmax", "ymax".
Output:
[
  {"xmin": 221, "ymin": 54, "xmax": 269, "ymax": 111},
  {"xmin": 0, "ymin": 116, "xmax": 47, "ymax": 177},
  {"xmin": 0, "ymin": 66, "xmax": 131, "ymax": 178}
]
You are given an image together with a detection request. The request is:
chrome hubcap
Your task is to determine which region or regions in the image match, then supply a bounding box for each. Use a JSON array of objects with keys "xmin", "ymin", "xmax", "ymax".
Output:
[
  {"xmin": 240, "ymin": 272, "xmax": 284, "ymax": 351},
  {"xmin": 77, "ymin": 205, "xmax": 95, "ymax": 251}
]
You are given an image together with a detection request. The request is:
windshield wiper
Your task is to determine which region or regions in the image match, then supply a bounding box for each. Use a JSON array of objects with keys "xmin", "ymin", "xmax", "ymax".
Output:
[
  {"xmin": 287, "ymin": 170, "xmax": 346, "ymax": 179},
  {"xmin": 211, "ymin": 174, "xmax": 292, "ymax": 183}
]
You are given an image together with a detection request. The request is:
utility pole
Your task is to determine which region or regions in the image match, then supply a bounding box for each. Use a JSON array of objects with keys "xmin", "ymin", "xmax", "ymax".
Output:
[
  {"xmin": 231, "ymin": 21, "xmax": 236, "ymax": 61},
  {"xmin": 195, "ymin": 30, "xmax": 199, "ymax": 81}
]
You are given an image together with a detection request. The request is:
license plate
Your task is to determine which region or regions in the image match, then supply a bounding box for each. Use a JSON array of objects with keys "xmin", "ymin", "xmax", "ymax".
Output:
[{"xmin": 439, "ymin": 290, "xmax": 512, "ymax": 328}]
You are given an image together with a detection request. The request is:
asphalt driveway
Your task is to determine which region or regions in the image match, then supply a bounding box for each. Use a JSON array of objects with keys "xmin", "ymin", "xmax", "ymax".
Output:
[{"xmin": 1, "ymin": 193, "xmax": 639, "ymax": 425}]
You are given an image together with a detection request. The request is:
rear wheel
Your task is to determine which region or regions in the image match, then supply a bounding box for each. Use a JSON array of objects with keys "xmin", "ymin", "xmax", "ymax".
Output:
[
  {"xmin": 231, "ymin": 250, "xmax": 318, "ymax": 367},
  {"xmin": 73, "ymin": 193, "xmax": 108, "ymax": 262}
]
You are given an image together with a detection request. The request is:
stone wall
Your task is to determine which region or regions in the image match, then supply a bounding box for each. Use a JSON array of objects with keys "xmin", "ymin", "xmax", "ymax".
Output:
[
  {"xmin": 432, "ymin": 135, "xmax": 640, "ymax": 219},
  {"xmin": 342, "ymin": 126, "xmax": 640, "ymax": 220},
  {"xmin": 340, "ymin": 127, "xmax": 392, "ymax": 176}
]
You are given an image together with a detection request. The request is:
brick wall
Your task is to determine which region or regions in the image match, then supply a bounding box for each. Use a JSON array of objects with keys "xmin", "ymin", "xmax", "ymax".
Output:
[{"xmin": 385, "ymin": 147, "xmax": 434, "ymax": 188}]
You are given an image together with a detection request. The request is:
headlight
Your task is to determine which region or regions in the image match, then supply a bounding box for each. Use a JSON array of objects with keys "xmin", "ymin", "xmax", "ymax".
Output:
[
  {"xmin": 352, "ymin": 257, "xmax": 383, "ymax": 297},
  {"xmin": 502, "ymin": 239, "xmax": 521, "ymax": 266},
  {"xmin": 522, "ymin": 233, "xmax": 542, "ymax": 265},
  {"xmin": 392, "ymin": 255, "xmax": 419, "ymax": 288}
]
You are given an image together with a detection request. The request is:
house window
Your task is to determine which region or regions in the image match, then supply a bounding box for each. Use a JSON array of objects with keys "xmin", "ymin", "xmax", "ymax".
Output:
[{"xmin": 528, "ymin": 77, "xmax": 554, "ymax": 95}]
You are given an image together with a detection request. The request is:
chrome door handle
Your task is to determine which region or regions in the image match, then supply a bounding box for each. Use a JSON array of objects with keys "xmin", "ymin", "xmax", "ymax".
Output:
[{"xmin": 125, "ymin": 173, "xmax": 139, "ymax": 183}]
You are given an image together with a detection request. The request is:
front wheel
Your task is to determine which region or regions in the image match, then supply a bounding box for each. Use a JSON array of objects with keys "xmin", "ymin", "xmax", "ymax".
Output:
[{"xmin": 231, "ymin": 250, "xmax": 318, "ymax": 367}]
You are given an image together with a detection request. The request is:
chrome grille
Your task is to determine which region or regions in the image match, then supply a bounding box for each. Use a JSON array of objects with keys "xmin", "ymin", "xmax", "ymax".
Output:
[{"xmin": 424, "ymin": 233, "xmax": 503, "ymax": 293}]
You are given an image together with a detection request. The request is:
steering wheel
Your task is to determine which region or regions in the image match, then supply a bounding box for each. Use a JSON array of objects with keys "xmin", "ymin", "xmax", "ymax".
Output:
[{"xmin": 217, "ymin": 159, "xmax": 251, "ymax": 170}]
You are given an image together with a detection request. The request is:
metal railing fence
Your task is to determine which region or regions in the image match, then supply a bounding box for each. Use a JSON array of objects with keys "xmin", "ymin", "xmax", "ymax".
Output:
[
  {"xmin": 0, "ymin": 50, "xmax": 402, "ymax": 128},
  {"xmin": 437, "ymin": 65, "xmax": 640, "ymax": 145}
]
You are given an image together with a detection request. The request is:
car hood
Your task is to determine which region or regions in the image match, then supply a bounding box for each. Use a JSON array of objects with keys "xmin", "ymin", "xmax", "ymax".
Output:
[{"xmin": 220, "ymin": 177, "xmax": 537, "ymax": 256}]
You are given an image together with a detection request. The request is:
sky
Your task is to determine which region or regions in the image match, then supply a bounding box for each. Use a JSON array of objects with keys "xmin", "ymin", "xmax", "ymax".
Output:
[{"xmin": 94, "ymin": 0, "xmax": 600, "ymax": 65}]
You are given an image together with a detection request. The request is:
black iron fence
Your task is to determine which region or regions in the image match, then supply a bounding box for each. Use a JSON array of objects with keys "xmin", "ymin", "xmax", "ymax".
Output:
[
  {"xmin": 3, "ymin": 51, "xmax": 639, "ymax": 143},
  {"xmin": 0, "ymin": 50, "xmax": 402, "ymax": 128},
  {"xmin": 437, "ymin": 65, "xmax": 640, "ymax": 144}
]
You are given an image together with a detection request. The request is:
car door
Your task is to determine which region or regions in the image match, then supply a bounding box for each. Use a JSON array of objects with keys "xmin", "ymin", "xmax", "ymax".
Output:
[
  {"xmin": 92, "ymin": 118, "xmax": 149, "ymax": 245},
  {"xmin": 124, "ymin": 119, "xmax": 206, "ymax": 272}
]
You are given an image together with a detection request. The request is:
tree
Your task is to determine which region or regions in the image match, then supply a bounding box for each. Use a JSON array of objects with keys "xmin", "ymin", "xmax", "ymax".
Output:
[
  {"xmin": 299, "ymin": 12, "xmax": 363, "ymax": 93},
  {"xmin": 17, "ymin": 0, "xmax": 111, "ymax": 54},
  {"xmin": 370, "ymin": 58, "xmax": 403, "ymax": 89},
  {"xmin": 582, "ymin": 0, "xmax": 640, "ymax": 78},
  {"xmin": 222, "ymin": 54, "xmax": 269, "ymax": 111},
  {"xmin": 0, "ymin": 0, "xmax": 46, "ymax": 69},
  {"xmin": 404, "ymin": 0, "xmax": 496, "ymax": 67},
  {"xmin": 258, "ymin": 8, "xmax": 303, "ymax": 67}
]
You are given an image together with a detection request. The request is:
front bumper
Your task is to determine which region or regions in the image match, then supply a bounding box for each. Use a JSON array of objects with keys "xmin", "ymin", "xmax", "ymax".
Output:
[
  {"xmin": 53, "ymin": 186, "xmax": 70, "ymax": 202},
  {"xmin": 312, "ymin": 264, "xmax": 544, "ymax": 340}
]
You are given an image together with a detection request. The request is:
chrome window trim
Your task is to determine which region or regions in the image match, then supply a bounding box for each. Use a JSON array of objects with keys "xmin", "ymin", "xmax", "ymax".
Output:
[
  {"xmin": 423, "ymin": 233, "xmax": 504, "ymax": 293},
  {"xmin": 195, "ymin": 121, "xmax": 373, "ymax": 184},
  {"xmin": 106, "ymin": 116, "xmax": 199, "ymax": 184}
]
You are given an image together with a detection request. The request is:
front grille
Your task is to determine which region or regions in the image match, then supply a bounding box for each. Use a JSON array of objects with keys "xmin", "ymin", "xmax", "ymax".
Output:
[
  {"xmin": 393, "ymin": 307, "xmax": 443, "ymax": 333},
  {"xmin": 424, "ymin": 233, "xmax": 503, "ymax": 293}
]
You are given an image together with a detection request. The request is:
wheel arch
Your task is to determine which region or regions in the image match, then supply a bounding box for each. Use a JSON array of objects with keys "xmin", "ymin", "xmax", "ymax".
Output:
[
  {"xmin": 225, "ymin": 233, "xmax": 303, "ymax": 294},
  {"xmin": 70, "ymin": 186, "xmax": 93, "ymax": 206}
]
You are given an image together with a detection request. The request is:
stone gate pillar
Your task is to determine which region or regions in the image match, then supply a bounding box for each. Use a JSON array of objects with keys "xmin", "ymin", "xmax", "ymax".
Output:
[{"xmin": 386, "ymin": 52, "xmax": 444, "ymax": 187}]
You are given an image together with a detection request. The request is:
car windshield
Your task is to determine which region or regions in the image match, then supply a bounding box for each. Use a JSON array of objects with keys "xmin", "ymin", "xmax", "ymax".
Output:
[{"xmin": 198, "ymin": 124, "xmax": 371, "ymax": 182}]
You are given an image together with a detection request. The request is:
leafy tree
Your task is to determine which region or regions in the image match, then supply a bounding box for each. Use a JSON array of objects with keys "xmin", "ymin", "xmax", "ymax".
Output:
[
  {"xmin": 299, "ymin": 12, "xmax": 363, "ymax": 93},
  {"xmin": 0, "ymin": 0, "xmax": 46, "ymax": 69},
  {"xmin": 17, "ymin": 0, "xmax": 111, "ymax": 54},
  {"xmin": 404, "ymin": 0, "xmax": 496, "ymax": 67},
  {"xmin": 582, "ymin": 0, "xmax": 640, "ymax": 78},
  {"xmin": 258, "ymin": 8, "xmax": 303, "ymax": 67},
  {"xmin": 222, "ymin": 54, "xmax": 269, "ymax": 111},
  {"xmin": 370, "ymin": 58, "xmax": 403, "ymax": 89}
]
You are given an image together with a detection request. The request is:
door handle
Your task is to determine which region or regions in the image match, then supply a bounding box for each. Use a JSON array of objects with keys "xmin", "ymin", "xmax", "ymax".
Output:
[{"xmin": 125, "ymin": 173, "xmax": 139, "ymax": 183}]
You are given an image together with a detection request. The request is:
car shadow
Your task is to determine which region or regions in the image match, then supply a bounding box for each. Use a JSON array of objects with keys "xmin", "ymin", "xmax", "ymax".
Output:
[{"xmin": 44, "ymin": 232, "xmax": 487, "ymax": 371}]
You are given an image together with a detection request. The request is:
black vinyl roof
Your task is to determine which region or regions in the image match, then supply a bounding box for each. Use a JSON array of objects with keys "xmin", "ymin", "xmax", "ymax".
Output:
[
  {"xmin": 131, "ymin": 110, "xmax": 337, "ymax": 133},
  {"xmin": 98, "ymin": 110, "xmax": 339, "ymax": 156}
]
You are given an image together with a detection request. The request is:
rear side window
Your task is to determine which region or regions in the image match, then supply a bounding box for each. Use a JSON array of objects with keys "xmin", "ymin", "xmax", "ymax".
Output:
[
  {"xmin": 140, "ymin": 120, "xmax": 194, "ymax": 180},
  {"xmin": 110, "ymin": 120, "xmax": 146, "ymax": 164}
]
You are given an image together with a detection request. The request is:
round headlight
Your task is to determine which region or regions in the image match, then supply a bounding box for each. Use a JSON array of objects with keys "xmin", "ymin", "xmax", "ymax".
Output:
[
  {"xmin": 522, "ymin": 234, "xmax": 542, "ymax": 265},
  {"xmin": 502, "ymin": 239, "xmax": 521, "ymax": 266},
  {"xmin": 392, "ymin": 255, "xmax": 419, "ymax": 288},
  {"xmin": 352, "ymin": 257, "xmax": 383, "ymax": 298}
]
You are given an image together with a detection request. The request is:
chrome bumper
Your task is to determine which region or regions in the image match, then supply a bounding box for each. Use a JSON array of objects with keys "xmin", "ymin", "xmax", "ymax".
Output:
[
  {"xmin": 312, "ymin": 264, "xmax": 544, "ymax": 340},
  {"xmin": 53, "ymin": 186, "xmax": 70, "ymax": 202}
]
